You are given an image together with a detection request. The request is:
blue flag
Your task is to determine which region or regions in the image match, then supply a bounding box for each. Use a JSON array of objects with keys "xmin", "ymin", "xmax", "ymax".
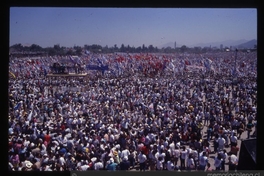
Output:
[{"xmin": 14, "ymin": 101, "xmax": 22, "ymax": 111}]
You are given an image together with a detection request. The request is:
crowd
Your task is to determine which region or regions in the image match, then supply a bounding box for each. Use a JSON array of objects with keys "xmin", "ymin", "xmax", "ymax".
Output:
[{"xmin": 8, "ymin": 51, "xmax": 257, "ymax": 171}]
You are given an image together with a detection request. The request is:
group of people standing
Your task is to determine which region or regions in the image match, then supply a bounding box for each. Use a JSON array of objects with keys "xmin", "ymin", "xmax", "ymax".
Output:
[{"xmin": 8, "ymin": 51, "xmax": 257, "ymax": 171}]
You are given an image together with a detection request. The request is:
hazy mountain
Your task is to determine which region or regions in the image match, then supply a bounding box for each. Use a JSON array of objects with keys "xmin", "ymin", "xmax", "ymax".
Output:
[
  {"xmin": 191, "ymin": 39, "xmax": 249, "ymax": 48},
  {"xmin": 236, "ymin": 39, "xmax": 257, "ymax": 49},
  {"xmin": 159, "ymin": 39, "xmax": 254, "ymax": 48}
]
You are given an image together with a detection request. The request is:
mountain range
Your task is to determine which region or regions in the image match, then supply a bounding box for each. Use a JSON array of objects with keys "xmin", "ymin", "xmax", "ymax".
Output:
[{"xmin": 159, "ymin": 39, "xmax": 257, "ymax": 49}]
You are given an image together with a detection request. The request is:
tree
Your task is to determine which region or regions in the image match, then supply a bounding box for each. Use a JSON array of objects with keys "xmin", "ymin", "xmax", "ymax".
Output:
[
  {"xmin": 10, "ymin": 43, "xmax": 24, "ymax": 51},
  {"xmin": 180, "ymin": 45, "xmax": 187, "ymax": 53},
  {"xmin": 194, "ymin": 47, "xmax": 201, "ymax": 54},
  {"xmin": 66, "ymin": 49, "xmax": 74, "ymax": 55},
  {"xmin": 136, "ymin": 46, "xmax": 142, "ymax": 53},
  {"xmin": 29, "ymin": 44, "xmax": 42, "ymax": 52},
  {"xmin": 164, "ymin": 46, "xmax": 172, "ymax": 53},
  {"xmin": 54, "ymin": 44, "xmax": 61, "ymax": 51},
  {"xmin": 148, "ymin": 45, "xmax": 154, "ymax": 52},
  {"xmin": 75, "ymin": 46, "xmax": 82, "ymax": 56},
  {"xmin": 142, "ymin": 44, "xmax": 146, "ymax": 52},
  {"xmin": 120, "ymin": 44, "xmax": 125, "ymax": 52},
  {"xmin": 47, "ymin": 47, "xmax": 57, "ymax": 56}
]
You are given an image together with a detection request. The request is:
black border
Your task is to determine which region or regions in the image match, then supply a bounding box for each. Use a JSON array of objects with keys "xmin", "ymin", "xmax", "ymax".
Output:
[{"xmin": 3, "ymin": 1, "xmax": 263, "ymax": 176}]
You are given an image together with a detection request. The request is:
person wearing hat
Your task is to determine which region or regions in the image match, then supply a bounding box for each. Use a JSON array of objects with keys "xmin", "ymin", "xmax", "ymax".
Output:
[
  {"xmin": 106, "ymin": 158, "xmax": 118, "ymax": 171},
  {"xmin": 112, "ymin": 150, "xmax": 120, "ymax": 164},
  {"xmin": 24, "ymin": 160, "xmax": 33, "ymax": 171},
  {"xmin": 42, "ymin": 153, "xmax": 49, "ymax": 164}
]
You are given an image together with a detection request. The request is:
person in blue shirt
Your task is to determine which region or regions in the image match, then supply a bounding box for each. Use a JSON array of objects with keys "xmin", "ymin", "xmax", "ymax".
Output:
[
  {"xmin": 107, "ymin": 158, "xmax": 118, "ymax": 171},
  {"xmin": 246, "ymin": 120, "xmax": 254, "ymax": 139}
]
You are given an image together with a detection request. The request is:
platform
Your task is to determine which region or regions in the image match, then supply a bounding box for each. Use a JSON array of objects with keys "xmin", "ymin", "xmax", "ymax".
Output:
[{"xmin": 46, "ymin": 73, "xmax": 88, "ymax": 77}]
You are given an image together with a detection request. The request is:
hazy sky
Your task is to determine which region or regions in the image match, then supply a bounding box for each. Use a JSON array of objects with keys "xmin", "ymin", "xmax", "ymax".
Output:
[{"xmin": 9, "ymin": 7, "xmax": 257, "ymax": 48}]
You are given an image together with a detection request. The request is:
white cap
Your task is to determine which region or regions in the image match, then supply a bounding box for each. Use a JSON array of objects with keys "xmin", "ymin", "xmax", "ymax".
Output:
[{"xmin": 109, "ymin": 158, "xmax": 114, "ymax": 163}]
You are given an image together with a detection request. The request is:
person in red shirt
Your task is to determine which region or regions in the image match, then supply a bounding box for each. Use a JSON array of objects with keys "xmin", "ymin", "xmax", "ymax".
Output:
[
  {"xmin": 44, "ymin": 131, "xmax": 51, "ymax": 145},
  {"xmin": 61, "ymin": 122, "xmax": 66, "ymax": 131},
  {"xmin": 229, "ymin": 145, "xmax": 239, "ymax": 156},
  {"xmin": 141, "ymin": 144, "xmax": 149, "ymax": 156}
]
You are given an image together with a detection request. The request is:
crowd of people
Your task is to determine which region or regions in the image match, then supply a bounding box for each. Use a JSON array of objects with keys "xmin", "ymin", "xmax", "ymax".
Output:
[{"xmin": 8, "ymin": 51, "xmax": 257, "ymax": 171}]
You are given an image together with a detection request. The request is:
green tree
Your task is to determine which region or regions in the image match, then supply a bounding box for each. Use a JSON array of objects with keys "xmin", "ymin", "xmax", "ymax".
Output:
[
  {"xmin": 142, "ymin": 44, "xmax": 146, "ymax": 52},
  {"xmin": 148, "ymin": 45, "xmax": 154, "ymax": 52},
  {"xmin": 180, "ymin": 45, "xmax": 187, "ymax": 53},
  {"xmin": 136, "ymin": 46, "xmax": 142, "ymax": 53},
  {"xmin": 194, "ymin": 47, "xmax": 201, "ymax": 54},
  {"xmin": 120, "ymin": 44, "xmax": 125, "ymax": 52}
]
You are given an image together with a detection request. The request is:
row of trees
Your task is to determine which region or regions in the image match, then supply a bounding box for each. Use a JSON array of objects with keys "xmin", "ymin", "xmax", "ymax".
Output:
[{"xmin": 10, "ymin": 43, "xmax": 254, "ymax": 57}]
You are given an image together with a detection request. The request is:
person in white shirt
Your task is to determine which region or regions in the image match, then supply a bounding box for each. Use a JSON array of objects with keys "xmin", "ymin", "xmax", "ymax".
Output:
[
  {"xmin": 217, "ymin": 136, "xmax": 225, "ymax": 151},
  {"xmin": 186, "ymin": 155, "xmax": 195, "ymax": 170},
  {"xmin": 58, "ymin": 153, "xmax": 66, "ymax": 168},
  {"xmin": 138, "ymin": 151, "xmax": 147, "ymax": 171},
  {"xmin": 230, "ymin": 133, "xmax": 238, "ymax": 147},
  {"xmin": 121, "ymin": 146, "xmax": 130, "ymax": 160},
  {"xmin": 191, "ymin": 149, "xmax": 199, "ymax": 169},
  {"xmin": 199, "ymin": 152, "xmax": 208, "ymax": 171},
  {"xmin": 156, "ymin": 157, "xmax": 163, "ymax": 170},
  {"xmin": 173, "ymin": 146, "xmax": 181, "ymax": 166},
  {"xmin": 42, "ymin": 164, "xmax": 53, "ymax": 171},
  {"xmin": 155, "ymin": 149, "xmax": 166, "ymax": 163},
  {"xmin": 79, "ymin": 164, "xmax": 90, "ymax": 171},
  {"xmin": 186, "ymin": 148, "xmax": 192, "ymax": 158},
  {"xmin": 228, "ymin": 154, "xmax": 238, "ymax": 170},
  {"xmin": 167, "ymin": 160, "xmax": 175, "ymax": 171},
  {"xmin": 94, "ymin": 160, "xmax": 104, "ymax": 170},
  {"xmin": 148, "ymin": 149, "xmax": 156, "ymax": 170},
  {"xmin": 219, "ymin": 150, "xmax": 228, "ymax": 171},
  {"xmin": 180, "ymin": 146, "xmax": 187, "ymax": 170}
]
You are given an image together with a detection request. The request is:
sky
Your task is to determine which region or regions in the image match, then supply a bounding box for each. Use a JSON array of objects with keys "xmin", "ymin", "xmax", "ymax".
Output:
[{"xmin": 9, "ymin": 7, "xmax": 257, "ymax": 48}]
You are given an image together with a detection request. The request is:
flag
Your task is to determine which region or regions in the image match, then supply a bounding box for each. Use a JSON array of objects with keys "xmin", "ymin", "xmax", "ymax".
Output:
[
  {"xmin": 69, "ymin": 56, "xmax": 76, "ymax": 64},
  {"xmin": 9, "ymin": 71, "xmax": 16, "ymax": 79},
  {"xmin": 44, "ymin": 68, "xmax": 47, "ymax": 76},
  {"xmin": 204, "ymin": 58, "xmax": 212, "ymax": 70},
  {"xmin": 185, "ymin": 60, "xmax": 191, "ymax": 65},
  {"xmin": 27, "ymin": 110, "xmax": 33, "ymax": 121},
  {"xmin": 14, "ymin": 101, "xmax": 22, "ymax": 111}
]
